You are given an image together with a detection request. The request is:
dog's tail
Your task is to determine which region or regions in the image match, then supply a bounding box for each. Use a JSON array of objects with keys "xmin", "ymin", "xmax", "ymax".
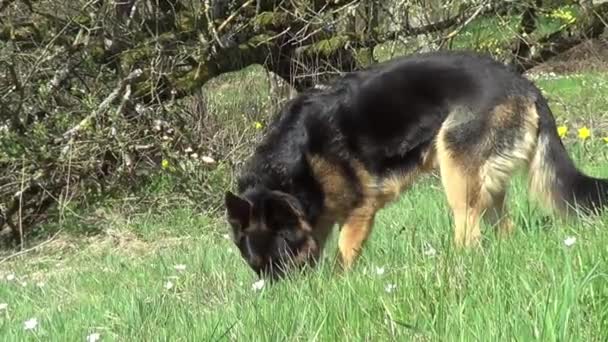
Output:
[{"xmin": 528, "ymin": 97, "xmax": 608, "ymax": 216}]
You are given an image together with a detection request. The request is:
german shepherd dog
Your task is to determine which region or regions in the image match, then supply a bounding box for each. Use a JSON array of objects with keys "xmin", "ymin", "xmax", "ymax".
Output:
[{"xmin": 224, "ymin": 51, "xmax": 608, "ymax": 281}]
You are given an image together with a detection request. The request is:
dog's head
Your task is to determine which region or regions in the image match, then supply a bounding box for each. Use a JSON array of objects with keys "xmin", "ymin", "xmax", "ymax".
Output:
[{"xmin": 224, "ymin": 189, "xmax": 320, "ymax": 281}]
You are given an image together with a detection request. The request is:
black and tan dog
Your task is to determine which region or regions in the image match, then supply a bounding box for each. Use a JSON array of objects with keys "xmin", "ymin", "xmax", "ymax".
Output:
[{"xmin": 224, "ymin": 51, "xmax": 608, "ymax": 280}]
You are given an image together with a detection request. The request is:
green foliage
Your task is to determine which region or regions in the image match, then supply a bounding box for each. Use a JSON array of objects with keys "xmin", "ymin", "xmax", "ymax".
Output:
[
  {"xmin": 451, "ymin": 15, "xmax": 520, "ymax": 57},
  {"xmin": 254, "ymin": 11, "xmax": 291, "ymax": 29},
  {"xmin": 304, "ymin": 35, "xmax": 351, "ymax": 57},
  {"xmin": 1, "ymin": 0, "xmax": 608, "ymax": 247},
  {"xmin": 538, "ymin": 4, "xmax": 581, "ymax": 35}
]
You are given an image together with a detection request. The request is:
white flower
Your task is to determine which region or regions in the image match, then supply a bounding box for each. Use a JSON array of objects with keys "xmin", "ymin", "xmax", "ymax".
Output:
[
  {"xmin": 222, "ymin": 234, "xmax": 231, "ymax": 240},
  {"xmin": 202, "ymin": 156, "xmax": 215, "ymax": 164},
  {"xmin": 385, "ymin": 283, "xmax": 397, "ymax": 293},
  {"xmin": 252, "ymin": 279, "xmax": 265, "ymax": 291},
  {"xmin": 24, "ymin": 318, "xmax": 38, "ymax": 330},
  {"xmin": 164, "ymin": 281, "xmax": 174, "ymax": 290},
  {"xmin": 36, "ymin": 282, "xmax": 45, "ymax": 288},
  {"xmin": 423, "ymin": 244, "xmax": 437, "ymax": 257},
  {"xmin": 190, "ymin": 153, "xmax": 199, "ymax": 159},
  {"xmin": 0, "ymin": 303, "xmax": 7, "ymax": 311},
  {"xmin": 6, "ymin": 273, "xmax": 15, "ymax": 281},
  {"xmin": 564, "ymin": 236, "xmax": 576, "ymax": 247},
  {"xmin": 174, "ymin": 264, "xmax": 186, "ymax": 272},
  {"xmin": 20, "ymin": 281, "xmax": 27, "ymax": 287},
  {"xmin": 375, "ymin": 266, "xmax": 385, "ymax": 276},
  {"xmin": 184, "ymin": 147, "xmax": 193, "ymax": 153},
  {"xmin": 86, "ymin": 332, "xmax": 101, "ymax": 342}
]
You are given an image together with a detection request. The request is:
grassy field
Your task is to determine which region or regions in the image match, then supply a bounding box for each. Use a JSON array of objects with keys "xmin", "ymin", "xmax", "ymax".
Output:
[{"xmin": 2, "ymin": 70, "xmax": 608, "ymax": 341}]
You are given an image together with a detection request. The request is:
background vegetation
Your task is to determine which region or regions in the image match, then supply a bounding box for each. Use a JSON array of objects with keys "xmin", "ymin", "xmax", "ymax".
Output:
[
  {"xmin": 2, "ymin": 0, "xmax": 608, "ymax": 245},
  {"xmin": 1, "ymin": 1, "xmax": 608, "ymax": 339}
]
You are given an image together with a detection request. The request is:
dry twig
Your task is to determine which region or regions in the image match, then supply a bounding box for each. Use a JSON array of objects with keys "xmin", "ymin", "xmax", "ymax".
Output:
[{"xmin": 57, "ymin": 68, "xmax": 143, "ymax": 142}]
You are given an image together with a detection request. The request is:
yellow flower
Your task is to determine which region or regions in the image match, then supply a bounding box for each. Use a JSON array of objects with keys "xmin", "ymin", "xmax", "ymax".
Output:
[
  {"xmin": 551, "ymin": 8, "xmax": 576, "ymax": 25},
  {"xmin": 578, "ymin": 127, "xmax": 591, "ymax": 140},
  {"xmin": 161, "ymin": 159, "xmax": 170, "ymax": 169},
  {"xmin": 557, "ymin": 125, "xmax": 568, "ymax": 138},
  {"xmin": 603, "ymin": 137, "xmax": 608, "ymax": 143},
  {"xmin": 253, "ymin": 121, "xmax": 263, "ymax": 130}
]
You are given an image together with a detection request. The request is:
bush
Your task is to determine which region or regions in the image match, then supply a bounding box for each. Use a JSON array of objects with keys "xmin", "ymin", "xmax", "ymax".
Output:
[{"xmin": 0, "ymin": 56, "xmax": 278, "ymax": 245}]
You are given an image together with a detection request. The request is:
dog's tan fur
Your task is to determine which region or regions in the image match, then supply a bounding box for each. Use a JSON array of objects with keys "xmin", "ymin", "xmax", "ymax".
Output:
[
  {"xmin": 307, "ymin": 147, "xmax": 438, "ymax": 268},
  {"xmin": 436, "ymin": 96, "xmax": 540, "ymax": 246}
]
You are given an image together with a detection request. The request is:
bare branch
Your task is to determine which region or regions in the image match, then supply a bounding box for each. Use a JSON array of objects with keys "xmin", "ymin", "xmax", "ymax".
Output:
[{"xmin": 58, "ymin": 69, "xmax": 143, "ymax": 142}]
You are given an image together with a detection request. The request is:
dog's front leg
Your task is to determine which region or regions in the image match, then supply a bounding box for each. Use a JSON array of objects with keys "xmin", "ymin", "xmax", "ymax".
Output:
[{"xmin": 337, "ymin": 203, "xmax": 377, "ymax": 270}]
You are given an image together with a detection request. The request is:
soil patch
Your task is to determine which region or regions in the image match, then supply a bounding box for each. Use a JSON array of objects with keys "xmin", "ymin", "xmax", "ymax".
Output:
[{"xmin": 526, "ymin": 38, "xmax": 608, "ymax": 76}]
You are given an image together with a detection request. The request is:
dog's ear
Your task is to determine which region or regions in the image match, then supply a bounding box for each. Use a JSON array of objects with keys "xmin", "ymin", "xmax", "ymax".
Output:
[
  {"xmin": 264, "ymin": 194, "xmax": 301, "ymax": 230},
  {"xmin": 225, "ymin": 191, "xmax": 252, "ymax": 233}
]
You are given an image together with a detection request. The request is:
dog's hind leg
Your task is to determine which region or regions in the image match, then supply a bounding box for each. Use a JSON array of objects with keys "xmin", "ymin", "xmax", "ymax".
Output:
[
  {"xmin": 436, "ymin": 150, "xmax": 517, "ymax": 247},
  {"xmin": 437, "ymin": 98, "xmax": 539, "ymax": 247},
  {"xmin": 484, "ymin": 190, "xmax": 515, "ymax": 238},
  {"xmin": 436, "ymin": 144, "xmax": 486, "ymax": 247}
]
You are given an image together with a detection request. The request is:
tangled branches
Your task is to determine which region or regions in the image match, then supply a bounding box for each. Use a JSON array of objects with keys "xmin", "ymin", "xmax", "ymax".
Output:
[{"xmin": 1, "ymin": 0, "xmax": 607, "ymax": 246}]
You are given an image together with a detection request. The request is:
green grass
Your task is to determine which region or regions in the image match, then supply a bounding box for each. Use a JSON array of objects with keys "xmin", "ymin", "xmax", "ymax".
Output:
[
  {"xmin": 2, "ymin": 71, "xmax": 608, "ymax": 342},
  {"xmin": 535, "ymin": 73, "xmax": 608, "ymax": 126},
  {"xmin": 2, "ymin": 155, "xmax": 608, "ymax": 341}
]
